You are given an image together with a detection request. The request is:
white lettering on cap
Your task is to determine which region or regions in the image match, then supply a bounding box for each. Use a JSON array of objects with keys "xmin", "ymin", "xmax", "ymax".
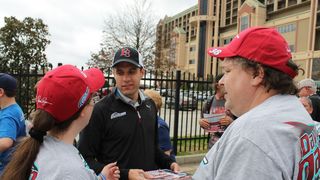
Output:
[
  {"xmin": 80, "ymin": 71, "xmax": 87, "ymax": 78},
  {"xmin": 36, "ymin": 96, "xmax": 53, "ymax": 105},
  {"xmin": 209, "ymin": 48, "xmax": 222, "ymax": 56}
]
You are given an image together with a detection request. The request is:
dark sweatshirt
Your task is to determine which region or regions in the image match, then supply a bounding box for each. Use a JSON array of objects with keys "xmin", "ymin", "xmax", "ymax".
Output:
[{"xmin": 77, "ymin": 90, "xmax": 174, "ymax": 180}]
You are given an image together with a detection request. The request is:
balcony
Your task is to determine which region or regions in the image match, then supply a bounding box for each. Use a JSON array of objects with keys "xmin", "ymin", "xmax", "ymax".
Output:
[{"xmin": 189, "ymin": 15, "xmax": 216, "ymax": 25}]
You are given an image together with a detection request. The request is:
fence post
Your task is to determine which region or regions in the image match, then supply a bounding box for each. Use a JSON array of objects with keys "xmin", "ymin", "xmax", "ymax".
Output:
[{"xmin": 173, "ymin": 70, "xmax": 181, "ymax": 155}]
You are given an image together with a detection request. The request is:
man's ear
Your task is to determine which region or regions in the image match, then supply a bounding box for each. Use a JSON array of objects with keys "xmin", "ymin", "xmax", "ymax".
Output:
[
  {"xmin": 309, "ymin": 107, "xmax": 314, "ymax": 114},
  {"xmin": 140, "ymin": 68, "xmax": 145, "ymax": 76},
  {"xmin": 251, "ymin": 66, "xmax": 264, "ymax": 86},
  {"xmin": 0, "ymin": 88, "xmax": 4, "ymax": 97}
]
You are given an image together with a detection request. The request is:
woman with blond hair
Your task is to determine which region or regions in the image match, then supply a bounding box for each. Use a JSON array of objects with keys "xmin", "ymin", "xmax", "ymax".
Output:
[{"xmin": 144, "ymin": 89, "xmax": 175, "ymax": 160}]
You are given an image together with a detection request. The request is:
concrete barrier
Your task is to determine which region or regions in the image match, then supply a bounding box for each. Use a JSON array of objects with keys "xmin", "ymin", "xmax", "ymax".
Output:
[{"xmin": 176, "ymin": 153, "xmax": 205, "ymax": 165}]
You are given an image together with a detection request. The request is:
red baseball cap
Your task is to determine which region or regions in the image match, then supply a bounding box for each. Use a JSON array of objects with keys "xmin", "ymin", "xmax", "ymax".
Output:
[
  {"xmin": 36, "ymin": 65, "xmax": 105, "ymax": 122},
  {"xmin": 208, "ymin": 27, "xmax": 297, "ymax": 78}
]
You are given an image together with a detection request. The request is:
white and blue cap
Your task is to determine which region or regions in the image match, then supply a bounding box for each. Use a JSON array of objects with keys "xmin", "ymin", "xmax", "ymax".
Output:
[{"xmin": 112, "ymin": 47, "xmax": 144, "ymax": 68}]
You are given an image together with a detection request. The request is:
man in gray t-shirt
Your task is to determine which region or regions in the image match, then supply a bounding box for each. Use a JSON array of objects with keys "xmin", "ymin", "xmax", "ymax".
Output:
[{"xmin": 193, "ymin": 27, "xmax": 320, "ymax": 179}]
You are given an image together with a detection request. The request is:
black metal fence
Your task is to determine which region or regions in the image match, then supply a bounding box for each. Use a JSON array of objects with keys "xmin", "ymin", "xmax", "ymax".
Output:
[
  {"xmin": 2, "ymin": 65, "xmax": 215, "ymax": 155},
  {"xmin": 104, "ymin": 68, "xmax": 214, "ymax": 154},
  {"xmin": 2, "ymin": 65, "xmax": 52, "ymax": 117}
]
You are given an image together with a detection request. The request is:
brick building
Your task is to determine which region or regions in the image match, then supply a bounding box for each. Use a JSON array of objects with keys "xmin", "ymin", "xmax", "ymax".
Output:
[{"xmin": 155, "ymin": 0, "xmax": 319, "ymax": 80}]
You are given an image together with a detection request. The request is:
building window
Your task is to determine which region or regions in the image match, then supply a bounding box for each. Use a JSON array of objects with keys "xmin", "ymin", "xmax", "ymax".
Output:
[
  {"xmin": 277, "ymin": 24, "xmax": 296, "ymax": 34},
  {"xmin": 224, "ymin": 37, "xmax": 232, "ymax": 45},
  {"xmin": 189, "ymin": 46, "xmax": 195, "ymax": 52},
  {"xmin": 289, "ymin": 45, "xmax": 295, "ymax": 52},
  {"xmin": 312, "ymin": 58, "xmax": 320, "ymax": 80},
  {"xmin": 189, "ymin": 59, "xmax": 195, "ymax": 64},
  {"xmin": 240, "ymin": 15, "xmax": 249, "ymax": 31}
]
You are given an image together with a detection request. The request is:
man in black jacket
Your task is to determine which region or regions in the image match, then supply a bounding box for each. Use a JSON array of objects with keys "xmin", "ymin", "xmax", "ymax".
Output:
[{"xmin": 78, "ymin": 47, "xmax": 179, "ymax": 180}]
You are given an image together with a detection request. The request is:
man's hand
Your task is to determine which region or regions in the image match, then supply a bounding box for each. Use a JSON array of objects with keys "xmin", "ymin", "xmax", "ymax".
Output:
[
  {"xmin": 128, "ymin": 169, "xmax": 153, "ymax": 180},
  {"xmin": 219, "ymin": 116, "xmax": 233, "ymax": 126},
  {"xmin": 101, "ymin": 162, "xmax": 120, "ymax": 180},
  {"xmin": 170, "ymin": 162, "xmax": 180, "ymax": 173},
  {"xmin": 199, "ymin": 119, "xmax": 210, "ymax": 129}
]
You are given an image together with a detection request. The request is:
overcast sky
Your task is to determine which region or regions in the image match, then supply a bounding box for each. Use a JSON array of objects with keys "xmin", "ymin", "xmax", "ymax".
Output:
[{"xmin": 0, "ymin": 0, "xmax": 197, "ymax": 68}]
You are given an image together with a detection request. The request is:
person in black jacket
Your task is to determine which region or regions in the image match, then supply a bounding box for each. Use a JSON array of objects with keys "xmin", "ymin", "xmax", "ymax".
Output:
[
  {"xmin": 298, "ymin": 78, "xmax": 320, "ymax": 122},
  {"xmin": 78, "ymin": 47, "xmax": 179, "ymax": 180}
]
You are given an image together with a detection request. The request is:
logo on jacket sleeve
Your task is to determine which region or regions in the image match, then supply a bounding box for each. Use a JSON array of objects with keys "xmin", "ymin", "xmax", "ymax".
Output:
[{"xmin": 111, "ymin": 112, "xmax": 127, "ymax": 119}]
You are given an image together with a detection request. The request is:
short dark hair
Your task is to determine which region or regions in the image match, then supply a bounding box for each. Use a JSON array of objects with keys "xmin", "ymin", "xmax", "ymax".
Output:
[
  {"xmin": 213, "ymin": 73, "xmax": 224, "ymax": 93},
  {"xmin": 4, "ymin": 89, "xmax": 16, "ymax": 97},
  {"xmin": 215, "ymin": 74, "xmax": 224, "ymax": 83},
  {"xmin": 232, "ymin": 57, "xmax": 298, "ymax": 95}
]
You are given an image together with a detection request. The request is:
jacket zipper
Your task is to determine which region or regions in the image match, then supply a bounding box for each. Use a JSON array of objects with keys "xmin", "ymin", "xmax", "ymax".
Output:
[{"xmin": 136, "ymin": 109, "xmax": 142, "ymax": 123}]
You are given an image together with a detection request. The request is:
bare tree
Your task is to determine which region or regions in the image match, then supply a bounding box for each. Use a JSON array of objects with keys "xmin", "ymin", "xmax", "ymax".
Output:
[
  {"xmin": 155, "ymin": 37, "xmax": 177, "ymax": 73},
  {"xmin": 88, "ymin": 0, "xmax": 156, "ymax": 70},
  {"xmin": 87, "ymin": 46, "xmax": 113, "ymax": 71}
]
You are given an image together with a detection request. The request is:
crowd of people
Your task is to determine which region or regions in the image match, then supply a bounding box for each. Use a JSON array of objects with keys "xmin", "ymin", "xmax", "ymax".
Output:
[
  {"xmin": 193, "ymin": 27, "xmax": 320, "ymax": 180},
  {"xmin": 1, "ymin": 26, "xmax": 320, "ymax": 179},
  {"xmin": 0, "ymin": 47, "xmax": 179, "ymax": 180}
]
